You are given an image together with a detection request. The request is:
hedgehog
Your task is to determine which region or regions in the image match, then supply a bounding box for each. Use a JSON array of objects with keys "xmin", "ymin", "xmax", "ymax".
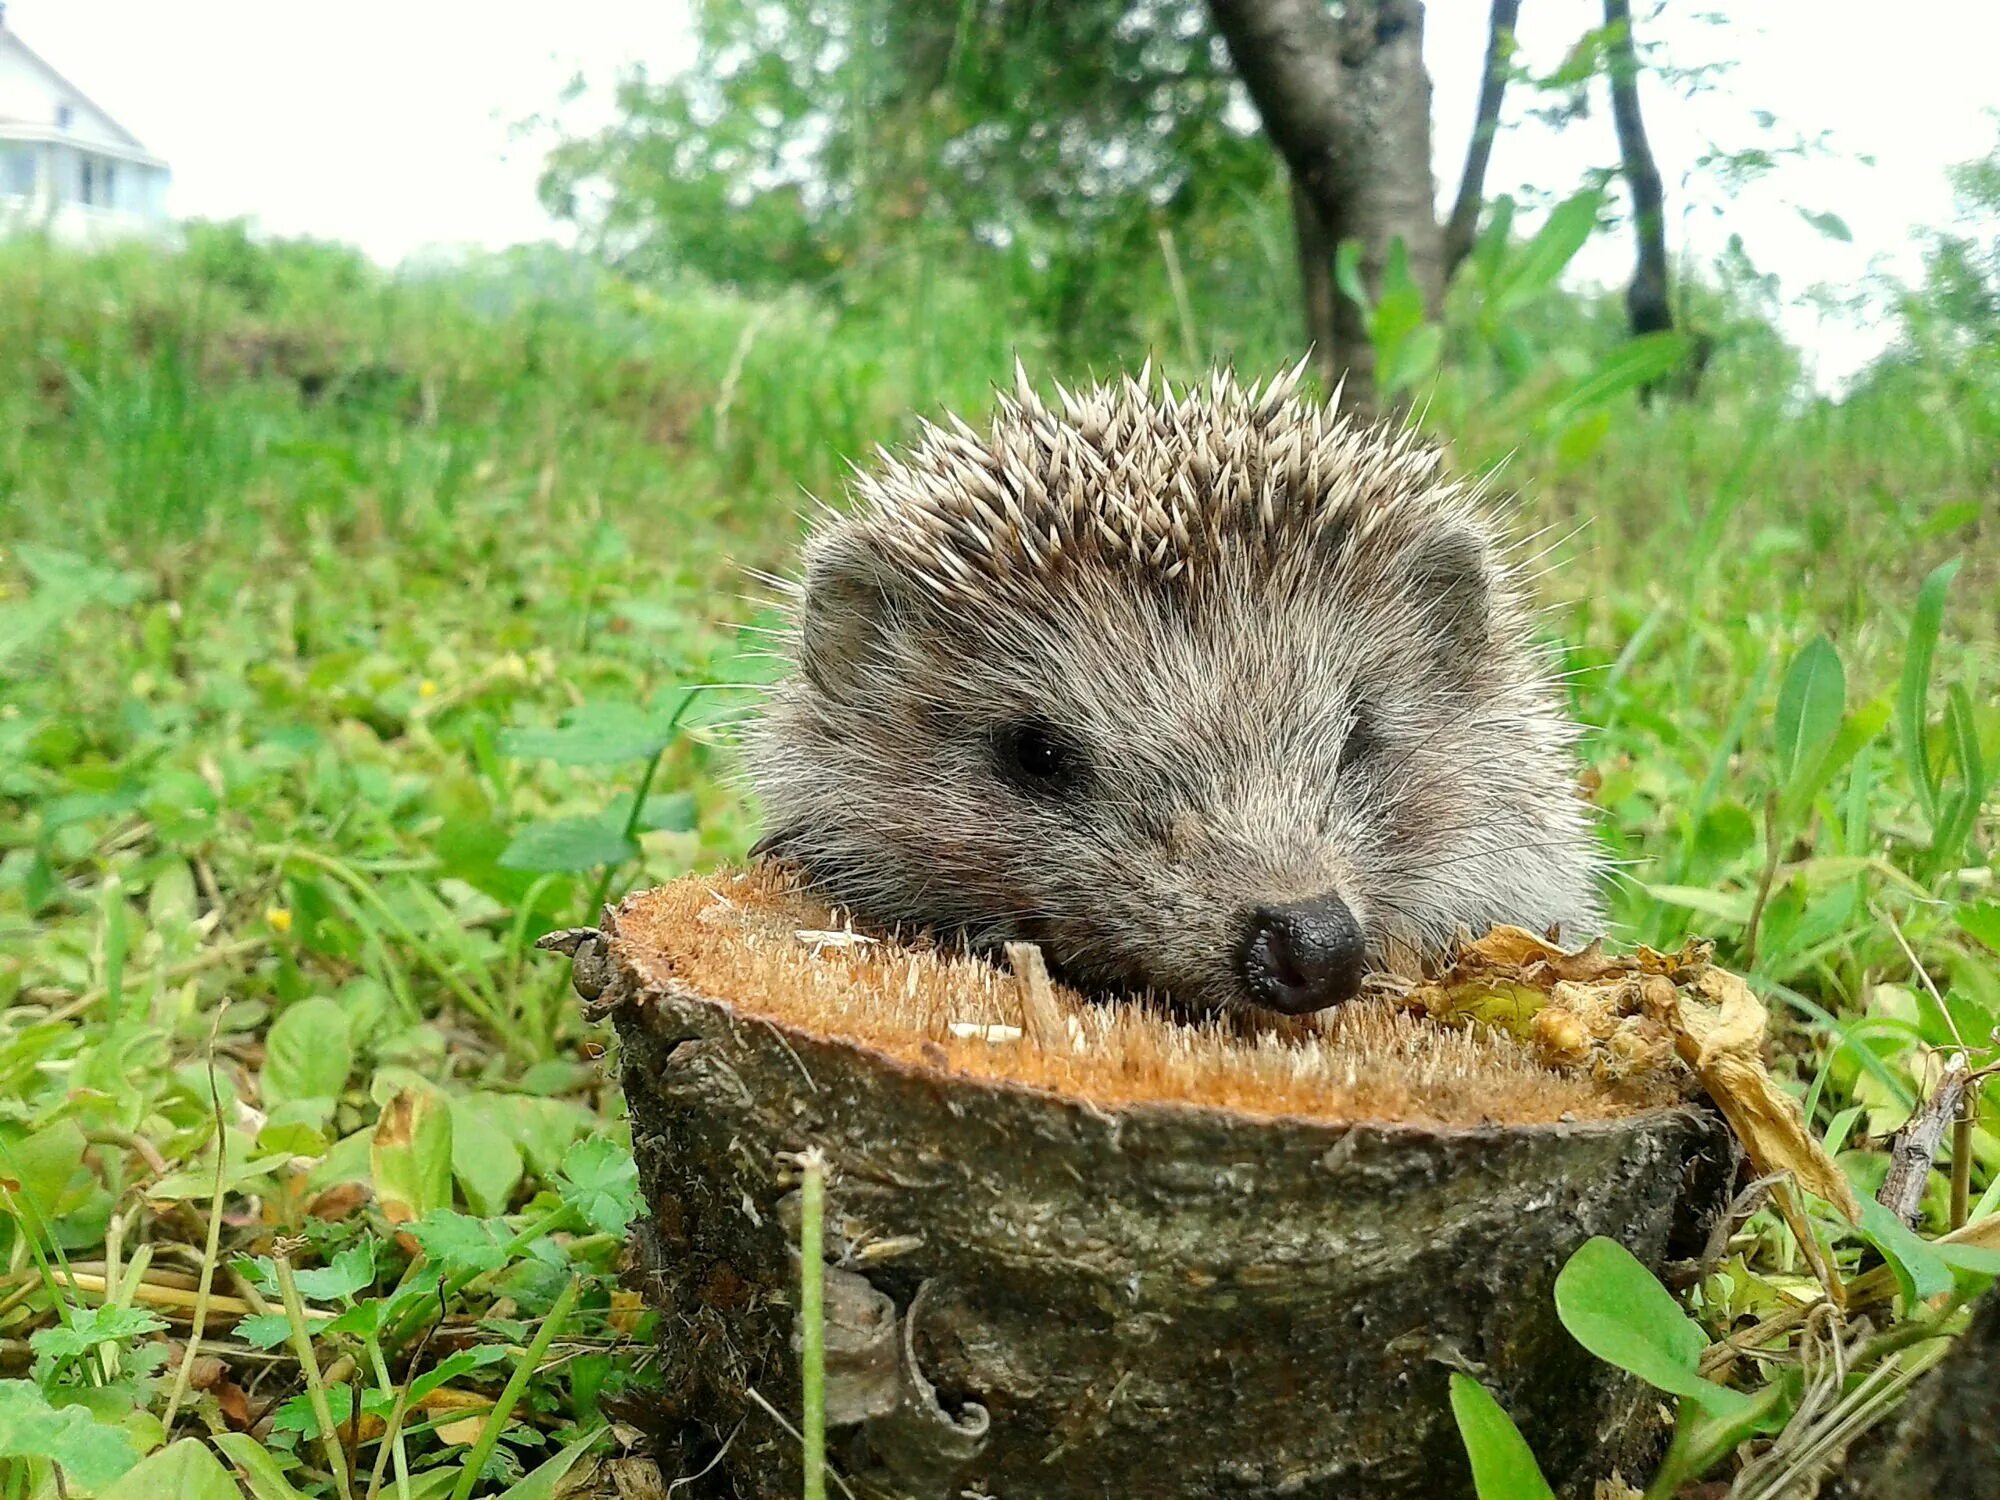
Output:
[{"xmin": 745, "ymin": 362, "xmax": 1602, "ymax": 1015}]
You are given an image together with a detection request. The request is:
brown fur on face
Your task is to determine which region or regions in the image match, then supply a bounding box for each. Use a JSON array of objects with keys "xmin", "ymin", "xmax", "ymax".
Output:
[{"xmin": 746, "ymin": 365, "xmax": 1602, "ymax": 1013}]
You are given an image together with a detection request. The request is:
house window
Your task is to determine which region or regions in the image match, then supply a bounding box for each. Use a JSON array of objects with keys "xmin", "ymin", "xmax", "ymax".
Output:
[
  {"xmin": 55, "ymin": 103, "xmax": 74, "ymax": 129},
  {"xmin": 0, "ymin": 144, "xmax": 33, "ymax": 198},
  {"xmin": 72, "ymin": 154, "xmax": 118, "ymax": 208}
]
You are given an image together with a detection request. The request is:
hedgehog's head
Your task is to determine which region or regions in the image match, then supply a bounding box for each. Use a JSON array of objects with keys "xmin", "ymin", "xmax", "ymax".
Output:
[{"xmin": 747, "ymin": 365, "xmax": 1602, "ymax": 1015}]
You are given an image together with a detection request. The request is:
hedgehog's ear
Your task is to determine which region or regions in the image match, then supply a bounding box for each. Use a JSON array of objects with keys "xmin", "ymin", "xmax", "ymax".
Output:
[
  {"xmin": 797, "ymin": 542, "xmax": 912, "ymax": 703},
  {"xmin": 1396, "ymin": 525, "xmax": 1493, "ymax": 657}
]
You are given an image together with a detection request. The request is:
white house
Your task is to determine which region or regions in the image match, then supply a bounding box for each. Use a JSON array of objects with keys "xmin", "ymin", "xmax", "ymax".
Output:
[{"xmin": 0, "ymin": 4, "xmax": 169, "ymax": 243}]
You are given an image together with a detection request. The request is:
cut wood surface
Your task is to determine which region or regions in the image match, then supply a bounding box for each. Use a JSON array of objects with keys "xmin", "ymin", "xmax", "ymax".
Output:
[{"xmin": 559, "ymin": 868, "xmax": 1739, "ymax": 1499}]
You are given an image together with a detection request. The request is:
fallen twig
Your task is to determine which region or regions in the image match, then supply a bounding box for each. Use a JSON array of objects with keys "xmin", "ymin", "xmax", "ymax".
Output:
[{"xmin": 1878, "ymin": 1052, "xmax": 1972, "ymax": 1227}]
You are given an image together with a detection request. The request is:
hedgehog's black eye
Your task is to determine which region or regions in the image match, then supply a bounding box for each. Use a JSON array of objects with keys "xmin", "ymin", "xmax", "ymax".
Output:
[
  {"xmin": 992, "ymin": 717, "xmax": 1088, "ymax": 798},
  {"xmin": 1340, "ymin": 700, "xmax": 1381, "ymax": 774}
]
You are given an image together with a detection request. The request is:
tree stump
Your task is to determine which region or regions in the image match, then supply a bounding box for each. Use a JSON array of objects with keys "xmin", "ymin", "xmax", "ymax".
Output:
[
  {"xmin": 1824, "ymin": 1286, "xmax": 2000, "ymax": 1500},
  {"xmin": 552, "ymin": 868, "xmax": 1737, "ymax": 1499}
]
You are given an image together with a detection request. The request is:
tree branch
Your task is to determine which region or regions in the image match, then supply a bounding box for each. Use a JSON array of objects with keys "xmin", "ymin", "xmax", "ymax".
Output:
[{"xmin": 1442, "ymin": 0, "xmax": 1522, "ymax": 278}]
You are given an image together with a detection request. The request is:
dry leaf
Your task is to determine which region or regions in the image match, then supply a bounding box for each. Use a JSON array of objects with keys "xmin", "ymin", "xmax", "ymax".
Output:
[
  {"xmin": 307, "ymin": 1181, "xmax": 370, "ymax": 1221},
  {"xmin": 426, "ymin": 1390, "xmax": 499, "ymax": 1448},
  {"xmin": 419, "ymin": 1386, "xmax": 495, "ymax": 1417},
  {"xmin": 435, "ymin": 1413, "xmax": 487, "ymax": 1446},
  {"xmin": 370, "ymin": 1087, "xmax": 451, "ymax": 1232},
  {"xmin": 1407, "ymin": 925, "xmax": 1859, "ymax": 1224},
  {"xmin": 608, "ymin": 1457, "xmax": 670, "ymax": 1500},
  {"xmin": 607, "ymin": 1287, "xmax": 646, "ymax": 1336},
  {"xmin": 1531, "ymin": 1006, "xmax": 1591, "ymax": 1065},
  {"xmin": 1643, "ymin": 969, "xmax": 1862, "ymax": 1224},
  {"xmin": 215, "ymin": 1380, "xmax": 256, "ymax": 1431}
]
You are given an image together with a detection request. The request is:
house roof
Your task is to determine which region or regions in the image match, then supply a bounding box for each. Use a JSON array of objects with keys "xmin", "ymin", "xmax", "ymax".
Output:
[{"xmin": 0, "ymin": 13, "xmax": 154, "ymax": 155}]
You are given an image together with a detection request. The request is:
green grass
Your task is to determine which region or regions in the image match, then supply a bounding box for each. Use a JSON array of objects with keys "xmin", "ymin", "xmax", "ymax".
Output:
[{"xmin": 0, "ymin": 222, "xmax": 1995, "ymax": 1496}]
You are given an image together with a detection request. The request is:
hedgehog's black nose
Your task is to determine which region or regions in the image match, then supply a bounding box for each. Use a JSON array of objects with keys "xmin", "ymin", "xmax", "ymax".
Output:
[{"xmin": 1236, "ymin": 896, "xmax": 1368, "ymax": 1014}]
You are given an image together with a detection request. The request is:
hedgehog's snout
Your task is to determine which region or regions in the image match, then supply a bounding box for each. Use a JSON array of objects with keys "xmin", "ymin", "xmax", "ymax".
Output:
[{"xmin": 1235, "ymin": 895, "xmax": 1368, "ymax": 1014}]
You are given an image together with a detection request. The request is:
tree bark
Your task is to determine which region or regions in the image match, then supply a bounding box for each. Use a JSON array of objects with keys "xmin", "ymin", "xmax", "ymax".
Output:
[
  {"xmin": 1442, "ymin": 0, "xmax": 1522, "ymax": 279},
  {"xmin": 561, "ymin": 883, "xmax": 1741, "ymax": 1500},
  {"xmin": 1289, "ymin": 171, "xmax": 1342, "ymax": 396},
  {"xmin": 1209, "ymin": 0, "xmax": 1444, "ymax": 411},
  {"xmin": 1340, "ymin": 0, "xmax": 1447, "ymax": 360},
  {"xmin": 1206, "ymin": 0, "xmax": 1357, "ymax": 225},
  {"xmin": 1603, "ymin": 0, "xmax": 1673, "ymax": 338},
  {"xmin": 1823, "ymin": 1287, "xmax": 2000, "ymax": 1499}
]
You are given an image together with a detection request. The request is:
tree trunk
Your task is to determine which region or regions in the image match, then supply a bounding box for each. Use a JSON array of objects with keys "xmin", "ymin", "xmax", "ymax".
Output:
[
  {"xmin": 1442, "ymin": 0, "xmax": 1522, "ymax": 279},
  {"xmin": 1603, "ymin": 0, "xmax": 1673, "ymax": 338},
  {"xmin": 1339, "ymin": 0, "xmax": 1447, "ymax": 376},
  {"xmin": 557, "ymin": 878, "xmax": 1741, "ymax": 1500},
  {"xmin": 1209, "ymin": 0, "xmax": 1444, "ymax": 412},
  {"xmin": 1289, "ymin": 172, "xmax": 1342, "ymax": 397}
]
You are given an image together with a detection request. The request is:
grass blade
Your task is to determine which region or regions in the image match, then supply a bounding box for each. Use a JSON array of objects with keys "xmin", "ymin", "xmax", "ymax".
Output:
[
  {"xmin": 275, "ymin": 1249, "xmax": 355, "ymax": 1500},
  {"xmin": 799, "ymin": 1148, "xmax": 828, "ymax": 1500},
  {"xmin": 1895, "ymin": 558, "xmax": 1960, "ymax": 825},
  {"xmin": 449, "ymin": 1275, "xmax": 581, "ymax": 1500}
]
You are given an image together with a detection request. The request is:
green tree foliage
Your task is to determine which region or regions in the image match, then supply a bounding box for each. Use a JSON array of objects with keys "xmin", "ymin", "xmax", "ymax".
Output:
[
  {"xmin": 539, "ymin": 0, "xmax": 1276, "ymax": 352},
  {"xmin": 1909, "ymin": 125, "xmax": 2000, "ymax": 354},
  {"xmin": 1848, "ymin": 126, "xmax": 2000, "ymax": 450}
]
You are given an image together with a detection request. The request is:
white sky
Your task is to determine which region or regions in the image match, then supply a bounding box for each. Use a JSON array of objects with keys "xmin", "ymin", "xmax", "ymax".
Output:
[{"xmin": 11, "ymin": 0, "xmax": 2000, "ymax": 382}]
